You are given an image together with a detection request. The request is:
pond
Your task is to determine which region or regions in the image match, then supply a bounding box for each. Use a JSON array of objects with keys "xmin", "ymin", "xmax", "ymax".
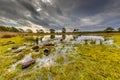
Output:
[{"xmin": 32, "ymin": 35, "xmax": 114, "ymax": 45}]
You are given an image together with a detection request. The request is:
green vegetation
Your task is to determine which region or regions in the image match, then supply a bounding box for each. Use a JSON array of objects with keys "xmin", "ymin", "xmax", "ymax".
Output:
[
  {"xmin": 0, "ymin": 33, "xmax": 120, "ymax": 80},
  {"xmin": 26, "ymin": 29, "xmax": 33, "ymax": 33},
  {"xmin": 104, "ymin": 27, "xmax": 115, "ymax": 32},
  {"xmin": 0, "ymin": 25, "xmax": 20, "ymax": 32},
  {"xmin": 36, "ymin": 29, "xmax": 44, "ymax": 33},
  {"xmin": 116, "ymin": 27, "xmax": 120, "ymax": 32},
  {"xmin": 0, "ymin": 36, "xmax": 24, "ymax": 53},
  {"xmin": 0, "ymin": 36, "xmax": 24, "ymax": 79}
]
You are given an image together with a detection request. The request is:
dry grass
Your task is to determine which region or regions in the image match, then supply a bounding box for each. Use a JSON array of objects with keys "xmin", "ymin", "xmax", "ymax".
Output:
[{"xmin": 0, "ymin": 32, "xmax": 18, "ymax": 38}]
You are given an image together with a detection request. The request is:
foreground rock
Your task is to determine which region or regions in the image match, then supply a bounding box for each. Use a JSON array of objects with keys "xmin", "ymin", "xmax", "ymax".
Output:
[{"xmin": 22, "ymin": 59, "xmax": 35, "ymax": 69}]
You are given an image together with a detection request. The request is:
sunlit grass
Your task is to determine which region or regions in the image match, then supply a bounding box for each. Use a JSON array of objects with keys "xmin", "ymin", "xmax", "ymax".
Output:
[
  {"xmin": 0, "ymin": 36, "xmax": 24, "ymax": 54},
  {"xmin": 113, "ymin": 35, "xmax": 120, "ymax": 45}
]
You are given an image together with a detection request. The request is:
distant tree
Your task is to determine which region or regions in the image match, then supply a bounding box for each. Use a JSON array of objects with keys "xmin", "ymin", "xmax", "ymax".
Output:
[
  {"xmin": 19, "ymin": 28, "xmax": 24, "ymax": 33},
  {"xmin": 26, "ymin": 29, "xmax": 33, "ymax": 33},
  {"xmin": 62, "ymin": 28, "xmax": 66, "ymax": 33},
  {"xmin": 0, "ymin": 26, "xmax": 19, "ymax": 32},
  {"xmin": 50, "ymin": 29, "xmax": 55, "ymax": 39},
  {"xmin": 73, "ymin": 29, "xmax": 79, "ymax": 32},
  {"xmin": 118, "ymin": 27, "xmax": 120, "ymax": 32},
  {"xmin": 104, "ymin": 27, "xmax": 114, "ymax": 32},
  {"xmin": 10, "ymin": 27, "xmax": 19, "ymax": 32},
  {"xmin": 50, "ymin": 29, "xmax": 55, "ymax": 33},
  {"xmin": 0, "ymin": 26, "xmax": 8, "ymax": 31},
  {"xmin": 36, "ymin": 29, "xmax": 44, "ymax": 33},
  {"xmin": 73, "ymin": 29, "xmax": 79, "ymax": 39}
]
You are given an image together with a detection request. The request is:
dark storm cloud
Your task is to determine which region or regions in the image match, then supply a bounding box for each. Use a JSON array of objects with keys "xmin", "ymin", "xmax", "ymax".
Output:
[
  {"xmin": 17, "ymin": 0, "xmax": 39, "ymax": 15},
  {"xmin": 53, "ymin": 0, "xmax": 111, "ymax": 16},
  {"xmin": 0, "ymin": 0, "xmax": 120, "ymax": 31}
]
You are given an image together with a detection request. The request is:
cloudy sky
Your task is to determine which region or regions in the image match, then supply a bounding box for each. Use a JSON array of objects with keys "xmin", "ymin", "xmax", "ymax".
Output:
[{"xmin": 0, "ymin": 0, "xmax": 120, "ymax": 31}]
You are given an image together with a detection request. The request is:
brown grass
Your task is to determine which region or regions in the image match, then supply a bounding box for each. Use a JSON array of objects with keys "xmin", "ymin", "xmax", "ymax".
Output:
[{"xmin": 0, "ymin": 32, "xmax": 20, "ymax": 38}]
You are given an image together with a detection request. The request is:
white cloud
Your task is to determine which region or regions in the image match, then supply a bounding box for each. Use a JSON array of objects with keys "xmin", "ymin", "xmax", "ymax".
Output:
[
  {"xmin": 16, "ymin": 21, "xmax": 49, "ymax": 32},
  {"xmin": 80, "ymin": 17, "xmax": 102, "ymax": 26}
]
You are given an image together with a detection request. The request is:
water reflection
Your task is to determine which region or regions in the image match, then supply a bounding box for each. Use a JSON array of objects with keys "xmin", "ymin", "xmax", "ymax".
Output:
[
  {"xmin": 40, "ymin": 36, "xmax": 43, "ymax": 42},
  {"xmin": 73, "ymin": 35, "xmax": 79, "ymax": 40},
  {"xmin": 62, "ymin": 34, "xmax": 66, "ymax": 40},
  {"xmin": 31, "ymin": 35, "xmax": 114, "ymax": 45},
  {"xmin": 50, "ymin": 35, "xmax": 55, "ymax": 39}
]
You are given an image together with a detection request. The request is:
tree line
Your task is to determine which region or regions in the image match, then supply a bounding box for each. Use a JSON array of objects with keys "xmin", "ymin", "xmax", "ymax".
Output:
[
  {"xmin": 0, "ymin": 25, "xmax": 20, "ymax": 32},
  {"xmin": 0, "ymin": 25, "xmax": 120, "ymax": 33}
]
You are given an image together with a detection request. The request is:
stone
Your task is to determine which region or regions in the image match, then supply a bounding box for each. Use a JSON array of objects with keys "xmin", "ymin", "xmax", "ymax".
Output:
[
  {"xmin": 22, "ymin": 59, "xmax": 35, "ymax": 69},
  {"xmin": 13, "ymin": 46, "xmax": 26, "ymax": 53},
  {"xmin": 44, "ymin": 48, "xmax": 51, "ymax": 56},
  {"xmin": 14, "ymin": 49, "xmax": 22, "ymax": 53},
  {"xmin": 12, "ymin": 46, "xmax": 19, "ymax": 50},
  {"xmin": 44, "ymin": 43, "xmax": 54, "ymax": 46},
  {"xmin": 7, "ymin": 41, "xmax": 15, "ymax": 44},
  {"xmin": 32, "ymin": 46, "xmax": 39, "ymax": 50},
  {"xmin": 2, "ymin": 41, "xmax": 15, "ymax": 46},
  {"xmin": 60, "ymin": 39, "xmax": 63, "ymax": 42}
]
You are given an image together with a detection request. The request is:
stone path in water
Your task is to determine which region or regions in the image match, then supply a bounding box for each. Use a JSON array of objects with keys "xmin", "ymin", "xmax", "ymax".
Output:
[{"xmin": 7, "ymin": 39, "xmax": 77, "ymax": 77}]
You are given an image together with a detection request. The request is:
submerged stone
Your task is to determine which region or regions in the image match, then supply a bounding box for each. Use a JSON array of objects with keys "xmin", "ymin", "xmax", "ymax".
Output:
[
  {"xmin": 12, "ymin": 46, "xmax": 19, "ymax": 50},
  {"xmin": 13, "ymin": 46, "xmax": 26, "ymax": 53},
  {"xmin": 44, "ymin": 48, "xmax": 51, "ymax": 56},
  {"xmin": 44, "ymin": 43, "xmax": 55, "ymax": 46},
  {"xmin": 32, "ymin": 46, "xmax": 39, "ymax": 50},
  {"xmin": 14, "ymin": 49, "xmax": 22, "ymax": 53}
]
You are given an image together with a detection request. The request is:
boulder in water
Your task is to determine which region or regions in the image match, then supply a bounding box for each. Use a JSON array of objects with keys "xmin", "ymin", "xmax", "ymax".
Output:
[{"xmin": 22, "ymin": 59, "xmax": 35, "ymax": 69}]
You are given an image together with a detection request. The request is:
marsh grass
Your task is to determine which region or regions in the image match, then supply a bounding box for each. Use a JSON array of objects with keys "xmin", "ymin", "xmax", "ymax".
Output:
[
  {"xmin": 24, "ymin": 36, "xmax": 36, "ymax": 43},
  {"xmin": 0, "ymin": 33, "xmax": 120, "ymax": 80}
]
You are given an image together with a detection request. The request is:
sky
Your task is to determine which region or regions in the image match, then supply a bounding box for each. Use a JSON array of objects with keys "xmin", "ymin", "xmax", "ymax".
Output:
[{"xmin": 0, "ymin": 0, "xmax": 120, "ymax": 31}]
